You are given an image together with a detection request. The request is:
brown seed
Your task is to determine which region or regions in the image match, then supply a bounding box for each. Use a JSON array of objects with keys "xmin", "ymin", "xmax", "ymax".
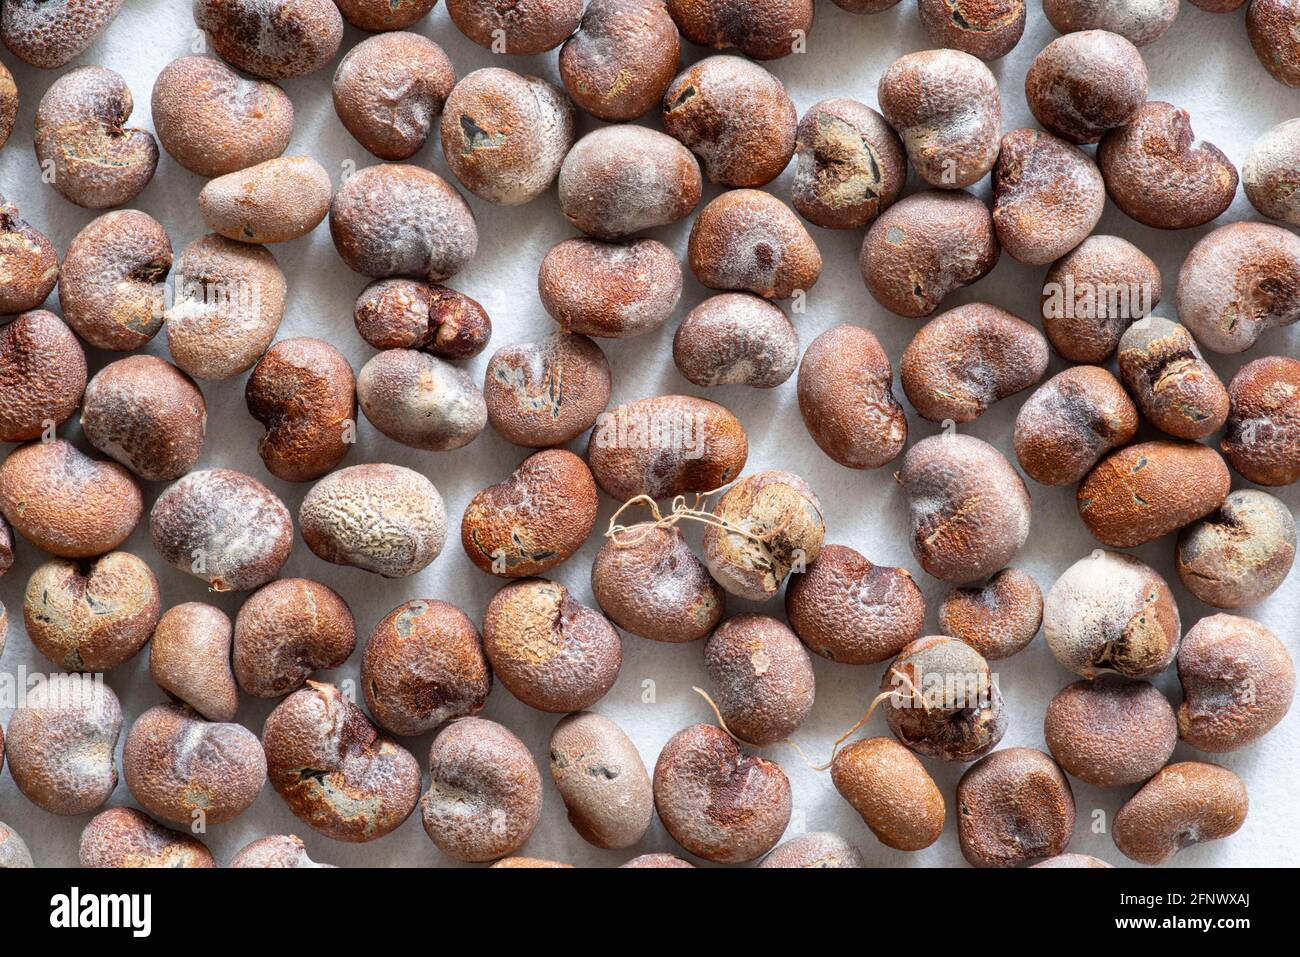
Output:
[
  {"xmin": 489, "ymin": 856, "xmax": 571, "ymax": 868},
  {"xmin": 1117, "ymin": 317, "xmax": 1228, "ymax": 439},
  {"xmin": 165, "ymin": 234, "xmax": 287, "ymax": 380},
  {"xmin": 1177, "ymin": 614, "xmax": 1295, "ymax": 752},
  {"xmin": 5, "ymin": 674, "xmax": 122, "ymax": 815},
  {"xmin": 59, "ymin": 210, "xmax": 171, "ymax": 351},
  {"xmin": 34, "ymin": 66, "xmax": 156, "ymax": 209},
  {"xmin": 1176, "ymin": 222, "xmax": 1300, "ymax": 354},
  {"xmin": 1043, "ymin": 550, "xmax": 1181, "ymax": 679},
  {"xmin": 333, "ymin": 32, "xmax": 454, "ymax": 161},
  {"xmin": 357, "ymin": 349, "xmax": 486, "ymax": 451},
  {"xmin": 361, "ymin": 599, "xmax": 491, "ymax": 737},
  {"xmin": 124, "ymin": 703, "xmax": 266, "ymax": 826},
  {"xmin": 620, "ymin": 853, "xmax": 694, "ymax": 868},
  {"xmin": 1042, "ymin": 0, "xmax": 1178, "ymax": 47},
  {"xmin": 1221, "ymin": 356, "xmax": 1300, "ymax": 486},
  {"xmin": 760, "ymin": 833, "xmax": 865, "ymax": 868},
  {"xmin": 897, "ymin": 435, "xmax": 1031, "ymax": 584},
  {"xmin": 481, "ymin": 578, "xmax": 621, "ymax": 712},
  {"xmin": 673, "ymin": 293, "xmax": 798, "ymax": 389},
  {"xmin": 1188, "ymin": 0, "xmax": 1246, "ymax": 9},
  {"xmin": 1097, "ymin": 101, "xmax": 1238, "ymax": 230},
  {"xmin": 0, "ymin": 440, "xmax": 142, "ymax": 558},
  {"xmin": 831, "ymin": 738, "xmax": 945, "ymax": 852},
  {"xmin": 1078, "ymin": 441, "xmax": 1230, "ymax": 547},
  {"xmin": 81, "ymin": 356, "xmax": 206, "ymax": 482},
  {"xmin": 150, "ymin": 603, "xmax": 238, "ymax": 722},
  {"xmin": 1013, "ymin": 366, "xmax": 1139, "ymax": 486},
  {"xmin": 550, "ymin": 712, "xmax": 653, "ymax": 849},
  {"xmin": 558, "ymin": 125, "xmax": 702, "ymax": 239},
  {"xmin": 956, "ymin": 748, "xmax": 1075, "ymax": 868},
  {"xmin": 792, "ymin": 98, "xmax": 906, "ymax": 230},
  {"xmin": 199, "ymin": 157, "xmax": 332, "ymax": 245},
  {"xmin": 354, "ymin": 280, "xmax": 492, "ymax": 358},
  {"xmin": 662, "ymin": 55, "xmax": 796, "ymax": 189},
  {"xmin": 0, "ymin": 198, "xmax": 58, "ymax": 314},
  {"xmin": 233, "ymin": 578, "xmax": 356, "ymax": 699},
  {"xmin": 1112, "ymin": 762, "xmax": 1248, "ymax": 865},
  {"xmin": 538, "ymin": 237, "xmax": 682, "ymax": 338},
  {"xmin": 0, "ymin": 310, "xmax": 86, "ymax": 443},
  {"xmin": 992, "ymin": 129, "xmax": 1104, "ymax": 265},
  {"xmin": 334, "ymin": 0, "xmax": 436, "ymax": 30},
  {"xmin": 245, "ymin": 337, "xmax": 355, "ymax": 483},
  {"xmin": 446, "ymin": 0, "xmax": 582, "ymax": 54},
  {"xmin": 901, "ymin": 303, "xmax": 1049, "ymax": 423},
  {"xmin": 833, "ymin": 0, "xmax": 902, "ymax": 9},
  {"xmin": 1177, "ymin": 490, "xmax": 1297, "ymax": 609},
  {"xmin": 151, "ymin": 56, "xmax": 293, "ymax": 177},
  {"xmin": 785, "ymin": 544, "xmax": 924, "ymax": 665},
  {"xmin": 263, "ymin": 681, "xmax": 421, "ymax": 842},
  {"xmin": 1, "ymin": 0, "xmax": 122, "ymax": 68},
  {"xmin": 1044, "ymin": 676, "xmax": 1177, "ymax": 787},
  {"xmin": 559, "ymin": 0, "xmax": 681, "ymax": 122},
  {"xmin": 1041, "ymin": 235, "xmax": 1161, "ymax": 362},
  {"xmin": 688, "ymin": 189, "xmax": 821, "ymax": 300},
  {"xmin": 421, "ymin": 717, "xmax": 543, "ymax": 862},
  {"xmin": 1244, "ymin": 119, "xmax": 1300, "ymax": 226},
  {"xmin": 24, "ymin": 552, "xmax": 159, "ymax": 670},
  {"xmin": 0, "ymin": 824, "xmax": 32, "ymax": 868},
  {"xmin": 1025, "ymin": 30, "xmax": 1148, "ymax": 144},
  {"xmin": 859, "ymin": 189, "xmax": 999, "ymax": 318},
  {"xmin": 79, "ymin": 807, "xmax": 215, "ymax": 868},
  {"xmin": 1248, "ymin": 0, "xmax": 1300, "ymax": 87},
  {"xmin": 703, "ymin": 614, "xmax": 814, "ymax": 745},
  {"xmin": 299, "ymin": 464, "xmax": 447, "ymax": 578},
  {"xmin": 665, "ymin": 0, "xmax": 813, "ymax": 61},
  {"xmin": 484, "ymin": 333, "xmax": 611, "ymax": 447},
  {"xmin": 590, "ymin": 526, "xmax": 725, "ymax": 644},
  {"xmin": 0, "ymin": 516, "xmax": 12, "ymax": 579},
  {"xmin": 937, "ymin": 568, "xmax": 1043, "ymax": 660},
  {"xmin": 151, "ymin": 468, "xmax": 292, "ymax": 591},
  {"xmin": 918, "ymin": 0, "xmax": 1025, "ymax": 60},
  {"xmin": 0, "ymin": 60, "xmax": 12, "ymax": 149},
  {"xmin": 229, "ymin": 834, "xmax": 333, "ymax": 868},
  {"xmin": 194, "ymin": 0, "xmax": 343, "ymax": 79},
  {"xmin": 1032, "ymin": 853, "xmax": 1113, "ymax": 868}
]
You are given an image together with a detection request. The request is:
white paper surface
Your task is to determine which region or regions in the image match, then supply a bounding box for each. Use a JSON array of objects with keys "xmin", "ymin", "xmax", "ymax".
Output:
[{"xmin": 0, "ymin": 1, "xmax": 1296, "ymax": 868}]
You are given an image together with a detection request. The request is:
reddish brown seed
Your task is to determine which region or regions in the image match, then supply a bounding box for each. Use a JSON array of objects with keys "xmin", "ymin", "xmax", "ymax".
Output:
[
  {"xmin": 550, "ymin": 712, "xmax": 653, "ymax": 849},
  {"xmin": 0, "ymin": 440, "xmax": 142, "ymax": 558},
  {"xmin": 1177, "ymin": 490, "xmax": 1297, "ymax": 609},
  {"xmin": 918, "ymin": 0, "xmax": 1025, "ymax": 60},
  {"xmin": 538, "ymin": 237, "xmax": 682, "ymax": 338},
  {"xmin": 673, "ymin": 293, "xmax": 798, "ymax": 389},
  {"xmin": 1025, "ymin": 30, "xmax": 1148, "ymax": 144},
  {"xmin": 1032, "ymin": 854, "xmax": 1113, "ymax": 868},
  {"xmin": 1244, "ymin": 119, "xmax": 1300, "ymax": 227},
  {"xmin": 229, "ymin": 834, "xmax": 333, "ymax": 868},
  {"xmin": 1221, "ymin": 356, "xmax": 1300, "ymax": 486},
  {"xmin": 354, "ymin": 280, "xmax": 492, "ymax": 358},
  {"xmin": 334, "ymin": 0, "xmax": 436, "ymax": 30},
  {"xmin": 1, "ymin": 0, "xmax": 122, "ymax": 68},
  {"xmin": 1042, "ymin": 0, "xmax": 1178, "ymax": 47},
  {"xmin": 0, "ymin": 517, "xmax": 12, "ymax": 579},
  {"xmin": 956, "ymin": 748, "xmax": 1075, "ymax": 868},
  {"xmin": 0, "ymin": 61, "xmax": 12, "ymax": 149},
  {"xmin": 1117, "ymin": 317, "xmax": 1229, "ymax": 439},
  {"xmin": 81, "ymin": 356, "xmax": 206, "ymax": 482},
  {"xmin": 1112, "ymin": 762, "xmax": 1248, "ymax": 865},
  {"xmin": 830, "ymin": 737, "xmax": 945, "ymax": 851},
  {"xmin": 150, "ymin": 468, "xmax": 292, "ymax": 591},
  {"xmin": 1041, "ymin": 235, "xmax": 1161, "ymax": 362},
  {"xmin": 938, "ymin": 568, "xmax": 1043, "ymax": 660},
  {"xmin": 665, "ymin": 0, "xmax": 814, "ymax": 61},
  {"xmin": 1044, "ymin": 676, "xmax": 1177, "ymax": 787},
  {"xmin": 492, "ymin": 856, "xmax": 572, "ymax": 868},
  {"xmin": 361, "ymin": 599, "xmax": 491, "ymax": 737},
  {"xmin": 79, "ymin": 807, "xmax": 215, "ymax": 868},
  {"xmin": 859, "ymin": 190, "xmax": 999, "ymax": 318},
  {"xmin": 792, "ymin": 98, "xmax": 906, "ymax": 230},
  {"xmin": 1177, "ymin": 614, "xmax": 1295, "ymax": 752},
  {"xmin": 704, "ymin": 614, "xmax": 814, "ymax": 745},
  {"xmin": 760, "ymin": 834, "xmax": 864, "ymax": 868},
  {"xmin": 484, "ymin": 333, "xmax": 611, "ymax": 447},
  {"xmin": 688, "ymin": 189, "xmax": 822, "ymax": 300},
  {"xmin": 620, "ymin": 853, "xmax": 694, "ymax": 868},
  {"xmin": 1013, "ymin": 366, "xmax": 1139, "ymax": 486},
  {"xmin": 245, "ymin": 338, "xmax": 355, "ymax": 483},
  {"xmin": 481, "ymin": 578, "xmax": 622, "ymax": 712},
  {"xmin": 1248, "ymin": 0, "xmax": 1300, "ymax": 87},
  {"xmin": 1097, "ymin": 101, "xmax": 1238, "ymax": 230},
  {"xmin": 194, "ymin": 0, "xmax": 343, "ymax": 79},
  {"xmin": 0, "ymin": 311, "xmax": 86, "ymax": 443},
  {"xmin": 200, "ymin": 156, "xmax": 332, "ymax": 244},
  {"xmin": 834, "ymin": 0, "xmax": 901, "ymax": 9},
  {"xmin": 446, "ymin": 0, "xmax": 582, "ymax": 54},
  {"xmin": 357, "ymin": 349, "xmax": 487, "ymax": 451},
  {"xmin": 150, "ymin": 603, "xmax": 238, "ymax": 722},
  {"xmin": 233, "ymin": 578, "xmax": 356, "ymax": 699},
  {"xmin": 0, "ymin": 198, "xmax": 59, "ymax": 314},
  {"xmin": 263, "ymin": 681, "xmax": 422, "ymax": 842},
  {"xmin": 0, "ymin": 825, "xmax": 31, "ymax": 868},
  {"xmin": 662, "ymin": 55, "xmax": 796, "ymax": 189},
  {"xmin": 559, "ymin": 0, "xmax": 681, "ymax": 122},
  {"xmin": 333, "ymin": 32, "xmax": 454, "ymax": 161},
  {"xmin": 992, "ymin": 129, "xmax": 1104, "ymax": 265},
  {"xmin": 1188, "ymin": 0, "xmax": 1246, "ymax": 9}
]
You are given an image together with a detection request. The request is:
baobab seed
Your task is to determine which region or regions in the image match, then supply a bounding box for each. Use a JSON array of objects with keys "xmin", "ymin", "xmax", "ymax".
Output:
[
  {"xmin": 1222, "ymin": 356, "xmax": 1300, "ymax": 486},
  {"xmin": 0, "ymin": 517, "xmax": 11, "ymax": 577},
  {"xmin": 151, "ymin": 56, "xmax": 293, "ymax": 177},
  {"xmin": 490, "ymin": 857, "xmax": 571, "ymax": 868},
  {"xmin": 6, "ymin": 674, "xmax": 122, "ymax": 815},
  {"xmin": 957, "ymin": 748, "xmax": 1075, "ymax": 868},
  {"xmin": 34, "ymin": 66, "xmax": 157, "ymax": 209},
  {"xmin": 0, "ymin": 310, "xmax": 86, "ymax": 444},
  {"xmin": 1177, "ymin": 490, "xmax": 1297, "ymax": 609},
  {"xmin": 0, "ymin": 198, "xmax": 58, "ymax": 314},
  {"xmin": 1113, "ymin": 762, "xmax": 1248, "ymax": 865},
  {"xmin": 1043, "ymin": 550, "xmax": 1181, "ymax": 679},
  {"xmin": 1097, "ymin": 101, "xmax": 1238, "ymax": 230},
  {"xmin": 361, "ymin": 599, "xmax": 491, "ymax": 737},
  {"xmin": 859, "ymin": 190, "xmax": 999, "ymax": 318},
  {"xmin": 0, "ymin": 61, "xmax": 11, "ymax": 148},
  {"xmin": 662, "ymin": 55, "xmax": 796, "ymax": 189},
  {"xmin": 1244, "ymin": 119, "xmax": 1300, "ymax": 226},
  {"xmin": 0, "ymin": 824, "xmax": 32, "ymax": 868},
  {"xmin": 355, "ymin": 280, "xmax": 492, "ymax": 358},
  {"xmin": 1042, "ymin": 0, "xmax": 1179, "ymax": 47},
  {"xmin": 264, "ymin": 681, "xmax": 422, "ymax": 842},
  {"xmin": 24, "ymin": 552, "xmax": 159, "ymax": 671},
  {"xmin": 81, "ymin": 356, "xmax": 206, "ymax": 482},
  {"xmin": 446, "ymin": 0, "xmax": 582, "ymax": 55},
  {"xmin": 333, "ymin": 32, "xmax": 454, "ymax": 161},
  {"xmin": 1189, "ymin": 0, "xmax": 1246, "ymax": 9},
  {"xmin": 79, "ymin": 808, "xmax": 215, "ymax": 868},
  {"xmin": 1, "ymin": 0, "xmax": 122, "ymax": 68},
  {"xmin": 200, "ymin": 157, "xmax": 332, "ymax": 245},
  {"xmin": 538, "ymin": 237, "xmax": 682, "ymax": 338},
  {"xmin": 665, "ymin": 0, "xmax": 814, "ymax": 61},
  {"xmin": 1025, "ymin": 30, "xmax": 1148, "ymax": 144},
  {"xmin": 760, "ymin": 834, "xmax": 865, "ymax": 869},
  {"xmin": 357, "ymin": 349, "xmax": 487, "ymax": 451},
  {"xmin": 1013, "ymin": 366, "xmax": 1139, "ymax": 486},
  {"xmin": 299, "ymin": 464, "xmax": 447, "ymax": 578},
  {"xmin": 1044, "ymin": 676, "xmax": 1177, "ymax": 787},
  {"xmin": 335, "ymin": 0, "xmax": 436, "ymax": 30},
  {"xmin": 673, "ymin": 293, "xmax": 798, "ymax": 389},
  {"xmin": 481, "ymin": 578, "xmax": 622, "ymax": 712},
  {"xmin": 620, "ymin": 853, "xmax": 694, "ymax": 868},
  {"xmin": 245, "ymin": 337, "xmax": 355, "ymax": 483},
  {"xmin": 194, "ymin": 0, "xmax": 343, "ymax": 79},
  {"xmin": 992, "ymin": 129, "xmax": 1104, "ymax": 266},
  {"xmin": 1117, "ymin": 317, "xmax": 1229, "ymax": 439},
  {"xmin": 1041, "ymin": 235, "xmax": 1161, "ymax": 362},
  {"xmin": 688, "ymin": 189, "xmax": 822, "ymax": 300},
  {"xmin": 834, "ymin": 0, "xmax": 901, "ymax": 8},
  {"xmin": 1248, "ymin": 0, "xmax": 1300, "ymax": 87},
  {"xmin": 150, "ymin": 603, "xmax": 238, "ymax": 722},
  {"xmin": 550, "ymin": 712, "xmax": 653, "ymax": 849},
  {"xmin": 785, "ymin": 545, "xmax": 924, "ymax": 665},
  {"xmin": 792, "ymin": 98, "xmax": 906, "ymax": 230},
  {"xmin": 560, "ymin": 0, "xmax": 681, "ymax": 122},
  {"xmin": 59, "ymin": 210, "xmax": 171, "ymax": 351},
  {"xmin": 151, "ymin": 468, "xmax": 293, "ymax": 592},
  {"xmin": 229, "ymin": 835, "xmax": 333, "ymax": 868},
  {"xmin": 1033, "ymin": 854, "xmax": 1112, "ymax": 868},
  {"xmin": 233, "ymin": 578, "xmax": 356, "ymax": 699},
  {"xmin": 938, "ymin": 568, "xmax": 1043, "ymax": 660},
  {"xmin": 124, "ymin": 703, "xmax": 266, "ymax": 826},
  {"xmin": 1177, "ymin": 615, "xmax": 1295, "ymax": 752},
  {"xmin": 917, "ymin": 0, "xmax": 1025, "ymax": 60},
  {"xmin": 830, "ymin": 738, "xmax": 945, "ymax": 851},
  {"xmin": 704, "ymin": 614, "xmax": 814, "ymax": 745},
  {"xmin": 484, "ymin": 333, "xmax": 612, "ymax": 447}
]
